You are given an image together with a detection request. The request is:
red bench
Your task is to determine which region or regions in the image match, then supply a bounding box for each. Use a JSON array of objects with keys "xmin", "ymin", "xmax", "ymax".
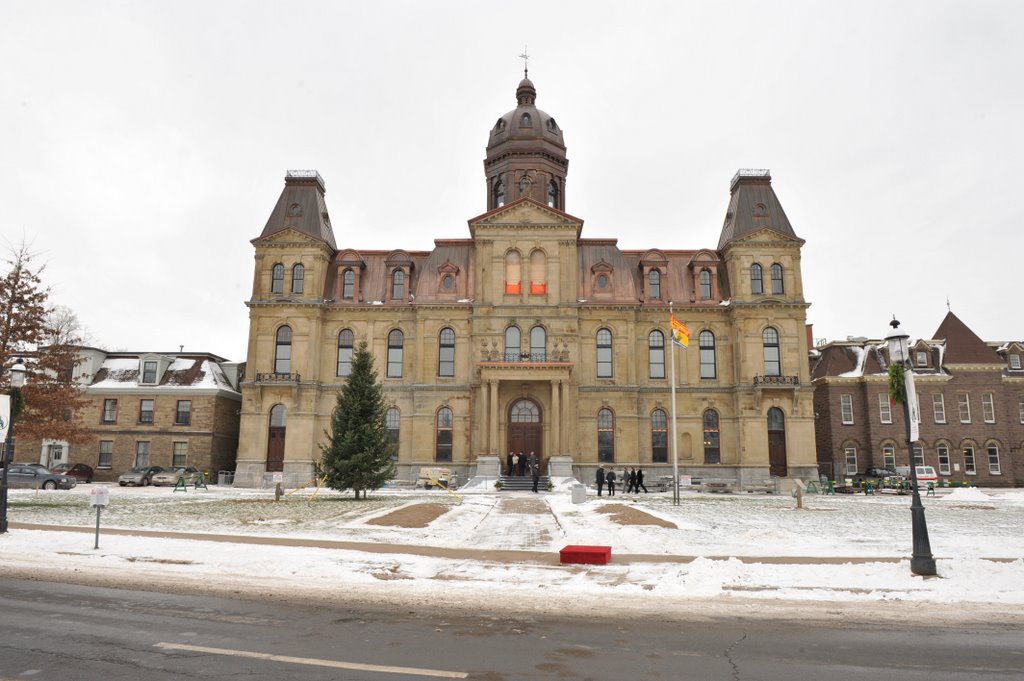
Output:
[{"xmin": 559, "ymin": 545, "xmax": 612, "ymax": 565}]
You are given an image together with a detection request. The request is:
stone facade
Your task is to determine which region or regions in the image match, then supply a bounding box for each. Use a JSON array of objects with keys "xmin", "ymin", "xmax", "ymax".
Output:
[
  {"xmin": 235, "ymin": 77, "xmax": 818, "ymax": 488},
  {"xmin": 811, "ymin": 312, "xmax": 1024, "ymax": 486},
  {"xmin": 15, "ymin": 348, "xmax": 242, "ymax": 482}
]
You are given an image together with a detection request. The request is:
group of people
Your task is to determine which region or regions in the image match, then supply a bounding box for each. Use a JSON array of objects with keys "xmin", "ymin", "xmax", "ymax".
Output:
[
  {"xmin": 506, "ymin": 451, "xmax": 542, "ymax": 492},
  {"xmin": 594, "ymin": 465, "xmax": 648, "ymax": 496}
]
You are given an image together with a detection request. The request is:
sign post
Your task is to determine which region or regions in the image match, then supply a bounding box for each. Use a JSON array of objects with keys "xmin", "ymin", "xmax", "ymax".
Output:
[{"xmin": 90, "ymin": 486, "xmax": 110, "ymax": 549}]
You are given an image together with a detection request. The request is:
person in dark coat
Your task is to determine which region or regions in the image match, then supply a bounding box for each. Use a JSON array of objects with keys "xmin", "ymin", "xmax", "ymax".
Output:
[
  {"xmin": 636, "ymin": 467, "xmax": 648, "ymax": 493},
  {"xmin": 596, "ymin": 465, "xmax": 605, "ymax": 496},
  {"xmin": 506, "ymin": 451, "xmax": 514, "ymax": 476},
  {"xmin": 517, "ymin": 451, "xmax": 526, "ymax": 476},
  {"xmin": 527, "ymin": 451, "xmax": 538, "ymax": 473},
  {"xmin": 626, "ymin": 468, "xmax": 636, "ymax": 494},
  {"xmin": 606, "ymin": 468, "xmax": 616, "ymax": 496},
  {"xmin": 531, "ymin": 461, "xmax": 540, "ymax": 492}
]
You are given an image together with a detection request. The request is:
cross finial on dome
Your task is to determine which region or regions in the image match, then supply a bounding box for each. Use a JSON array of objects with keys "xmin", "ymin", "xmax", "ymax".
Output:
[{"xmin": 518, "ymin": 46, "xmax": 529, "ymax": 78}]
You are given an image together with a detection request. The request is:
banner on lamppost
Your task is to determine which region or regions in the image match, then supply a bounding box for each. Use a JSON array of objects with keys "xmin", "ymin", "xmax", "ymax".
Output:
[
  {"xmin": 0, "ymin": 394, "xmax": 10, "ymax": 442},
  {"xmin": 904, "ymin": 369, "xmax": 921, "ymax": 442}
]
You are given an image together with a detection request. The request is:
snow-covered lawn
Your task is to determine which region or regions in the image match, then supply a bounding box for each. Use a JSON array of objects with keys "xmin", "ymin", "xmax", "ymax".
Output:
[{"xmin": 3, "ymin": 483, "xmax": 1023, "ymax": 622}]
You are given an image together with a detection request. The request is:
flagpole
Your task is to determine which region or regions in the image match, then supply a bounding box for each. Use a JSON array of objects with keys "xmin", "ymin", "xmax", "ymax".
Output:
[{"xmin": 669, "ymin": 301, "xmax": 679, "ymax": 506}]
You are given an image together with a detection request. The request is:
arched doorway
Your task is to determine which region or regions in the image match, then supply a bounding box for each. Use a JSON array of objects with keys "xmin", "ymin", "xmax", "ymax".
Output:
[
  {"xmin": 267, "ymin": 404, "xmax": 287, "ymax": 473},
  {"xmin": 767, "ymin": 407, "xmax": 787, "ymax": 477},
  {"xmin": 508, "ymin": 398, "xmax": 542, "ymax": 463}
]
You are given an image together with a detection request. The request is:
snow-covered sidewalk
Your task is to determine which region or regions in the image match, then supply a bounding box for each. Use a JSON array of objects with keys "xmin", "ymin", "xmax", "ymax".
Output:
[{"xmin": 2, "ymin": 483, "xmax": 1023, "ymax": 623}]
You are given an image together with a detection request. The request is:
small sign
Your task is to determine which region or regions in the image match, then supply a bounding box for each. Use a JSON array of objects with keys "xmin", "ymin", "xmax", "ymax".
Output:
[
  {"xmin": 90, "ymin": 486, "xmax": 110, "ymax": 508},
  {"xmin": 272, "ymin": 472, "xmax": 284, "ymax": 483},
  {"xmin": 679, "ymin": 475, "xmax": 692, "ymax": 487}
]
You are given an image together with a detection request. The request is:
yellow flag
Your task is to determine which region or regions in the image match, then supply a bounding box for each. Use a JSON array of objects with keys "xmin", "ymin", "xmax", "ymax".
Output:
[{"xmin": 670, "ymin": 315, "xmax": 689, "ymax": 347}]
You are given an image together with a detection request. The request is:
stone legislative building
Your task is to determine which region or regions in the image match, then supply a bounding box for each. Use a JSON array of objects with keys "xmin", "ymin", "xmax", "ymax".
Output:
[{"xmin": 234, "ymin": 76, "xmax": 817, "ymax": 488}]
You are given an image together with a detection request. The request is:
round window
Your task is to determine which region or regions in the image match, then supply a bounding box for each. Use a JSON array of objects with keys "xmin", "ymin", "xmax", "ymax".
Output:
[{"xmin": 442, "ymin": 275, "xmax": 454, "ymax": 290}]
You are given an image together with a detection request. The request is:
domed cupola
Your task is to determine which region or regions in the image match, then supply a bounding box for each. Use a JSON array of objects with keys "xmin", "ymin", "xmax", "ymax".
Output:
[{"xmin": 484, "ymin": 74, "xmax": 568, "ymax": 212}]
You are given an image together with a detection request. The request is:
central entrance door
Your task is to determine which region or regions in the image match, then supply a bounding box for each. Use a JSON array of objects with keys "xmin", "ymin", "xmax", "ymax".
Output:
[
  {"xmin": 508, "ymin": 398, "xmax": 542, "ymax": 461},
  {"xmin": 266, "ymin": 404, "xmax": 287, "ymax": 473}
]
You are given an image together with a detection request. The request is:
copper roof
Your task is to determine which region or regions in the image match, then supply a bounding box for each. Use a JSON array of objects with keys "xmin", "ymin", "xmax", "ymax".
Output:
[
  {"xmin": 717, "ymin": 170, "xmax": 800, "ymax": 249},
  {"xmin": 256, "ymin": 171, "xmax": 337, "ymax": 249}
]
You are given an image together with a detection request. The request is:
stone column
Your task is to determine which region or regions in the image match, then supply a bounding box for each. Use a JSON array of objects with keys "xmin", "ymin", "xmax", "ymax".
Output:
[
  {"xmin": 551, "ymin": 378, "xmax": 561, "ymax": 456},
  {"xmin": 490, "ymin": 379, "xmax": 499, "ymax": 457}
]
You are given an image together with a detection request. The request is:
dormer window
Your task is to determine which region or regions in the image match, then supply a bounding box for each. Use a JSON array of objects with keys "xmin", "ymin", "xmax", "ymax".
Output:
[
  {"xmin": 494, "ymin": 118, "xmax": 505, "ymax": 132},
  {"xmin": 649, "ymin": 270, "xmax": 661, "ymax": 299},
  {"xmin": 391, "ymin": 269, "xmax": 405, "ymax": 300},
  {"xmin": 916, "ymin": 351, "xmax": 928, "ymax": 368},
  {"xmin": 520, "ymin": 113, "xmax": 532, "ymax": 126},
  {"xmin": 142, "ymin": 360, "xmax": 158, "ymax": 384},
  {"xmin": 1011, "ymin": 354, "xmax": 1021, "ymax": 370},
  {"xmin": 699, "ymin": 269, "xmax": 712, "ymax": 299},
  {"xmin": 342, "ymin": 269, "xmax": 355, "ymax": 299},
  {"xmin": 547, "ymin": 118, "xmax": 558, "ymax": 132}
]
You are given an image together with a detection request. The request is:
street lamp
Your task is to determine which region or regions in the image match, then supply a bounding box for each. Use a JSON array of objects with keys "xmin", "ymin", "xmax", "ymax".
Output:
[
  {"xmin": 1, "ymin": 359, "xmax": 27, "ymax": 534},
  {"xmin": 884, "ymin": 319, "xmax": 936, "ymax": 576}
]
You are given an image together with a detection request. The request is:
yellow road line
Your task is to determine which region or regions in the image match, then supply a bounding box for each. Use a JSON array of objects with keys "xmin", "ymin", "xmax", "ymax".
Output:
[{"xmin": 154, "ymin": 641, "xmax": 468, "ymax": 678}]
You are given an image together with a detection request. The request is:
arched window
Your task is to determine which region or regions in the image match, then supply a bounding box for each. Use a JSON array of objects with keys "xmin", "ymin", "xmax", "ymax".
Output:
[
  {"xmin": 547, "ymin": 180, "xmax": 558, "ymax": 208},
  {"xmin": 438, "ymin": 327, "xmax": 455, "ymax": 377},
  {"xmin": 767, "ymin": 406, "xmax": 785, "ymax": 431},
  {"xmin": 504, "ymin": 250, "xmax": 521, "ymax": 294},
  {"xmin": 391, "ymin": 269, "xmax": 405, "ymax": 300},
  {"xmin": 751, "ymin": 263, "xmax": 763, "ymax": 295},
  {"xmin": 494, "ymin": 177, "xmax": 506, "ymax": 207},
  {"xmin": 342, "ymin": 269, "xmax": 355, "ymax": 299},
  {"xmin": 987, "ymin": 442, "xmax": 1001, "ymax": 475},
  {"xmin": 291, "ymin": 264, "xmax": 304, "ymax": 294},
  {"xmin": 699, "ymin": 330, "xmax": 716, "ymax": 379},
  {"xmin": 937, "ymin": 442, "xmax": 950, "ymax": 475},
  {"xmin": 771, "ymin": 263, "xmax": 784, "ymax": 294},
  {"xmin": 511, "ymin": 399, "xmax": 539, "ymax": 422},
  {"xmin": 648, "ymin": 330, "xmax": 665, "ymax": 379},
  {"xmin": 699, "ymin": 269, "xmax": 712, "ymax": 299},
  {"xmin": 596, "ymin": 328, "xmax": 613, "ymax": 378},
  {"xmin": 844, "ymin": 444, "xmax": 858, "ymax": 475},
  {"xmin": 336, "ymin": 329, "xmax": 354, "ymax": 377},
  {"xmin": 597, "ymin": 408, "xmax": 615, "ymax": 463},
  {"xmin": 271, "ymin": 263, "xmax": 285, "ymax": 294},
  {"xmin": 529, "ymin": 250, "xmax": 547, "ymax": 294},
  {"xmin": 651, "ymin": 409, "xmax": 668, "ymax": 463},
  {"xmin": 274, "ymin": 325, "xmax": 292, "ymax": 374},
  {"xmin": 386, "ymin": 407, "xmax": 400, "ymax": 460},
  {"xmin": 530, "ymin": 325, "xmax": 546, "ymax": 361},
  {"xmin": 649, "ymin": 269, "xmax": 661, "ymax": 299},
  {"xmin": 703, "ymin": 409, "xmax": 720, "ymax": 464},
  {"xmin": 504, "ymin": 326, "xmax": 521, "ymax": 361},
  {"xmin": 435, "ymin": 407, "xmax": 453, "ymax": 462},
  {"xmin": 387, "ymin": 329, "xmax": 404, "ymax": 378},
  {"xmin": 763, "ymin": 327, "xmax": 781, "ymax": 376},
  {"xmin": 520, "ymin": 113, "xmax": 532, "ymax": 126},
  {"xmin": 269, "ymin": 403, "xmax": 287, "ymax": 427},
  {"xmin": 882, "ymin": 443, "xmax": 896, "ymax": 470},
  {"xmin": 963, "ymin": 443, "xmax": 977, "ymax": 474}
]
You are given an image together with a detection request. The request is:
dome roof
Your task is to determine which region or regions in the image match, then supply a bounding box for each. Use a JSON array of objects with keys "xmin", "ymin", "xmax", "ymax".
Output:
[{"xmin": 486, "ymin": 77, "xmax": 565, "ymax": 151}]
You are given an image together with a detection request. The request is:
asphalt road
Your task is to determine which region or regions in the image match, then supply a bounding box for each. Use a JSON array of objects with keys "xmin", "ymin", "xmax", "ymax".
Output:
[{"xmin": 1, "ymin": 579, "xmax": 1022, "ymax": 680}]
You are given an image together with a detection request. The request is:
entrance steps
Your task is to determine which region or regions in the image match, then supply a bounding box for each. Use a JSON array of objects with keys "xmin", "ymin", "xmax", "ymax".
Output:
[{"xmin": 499, "ymin": 475, "xmax": 549, "ymax": 492}]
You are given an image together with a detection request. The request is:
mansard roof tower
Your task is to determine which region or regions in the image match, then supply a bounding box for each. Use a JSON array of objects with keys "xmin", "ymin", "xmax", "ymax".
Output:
[{"xmin": 484, "ymin": 70, "xmax": 568, "ymax": 211}]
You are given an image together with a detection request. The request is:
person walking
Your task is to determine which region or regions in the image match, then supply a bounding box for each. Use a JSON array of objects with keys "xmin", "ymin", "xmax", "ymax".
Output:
[
  {"xmin": 531, "ymin": 460, "xmax": 540, "ymax": 493},
  {"xmin": 606, "ymin": 468, "xmax": 616, "ymax": 496},
  {"xmin": 626, "ymin": 468, "xmax": 636, "ymax": 494},
  {"xmin": 511, "ymin": 452, "xmax": 520, "ymax": 477},
  {"xmin": 506, "ymin": 451, "xmax": 514, "ymax": 476},
  {"xmin": 636, "ymin": 467, "xmax": 648, "ymax": 493},
  {"xmin": 596, "ymin": 465, "xmax": 605, "ymax": 496},
  {"xmin": 517, "ymin": 451, "xmax": 526, "ymax": 476},
  {"xmin": 527, "ymin": 451, "xmax": 538, "ymax": 474}
]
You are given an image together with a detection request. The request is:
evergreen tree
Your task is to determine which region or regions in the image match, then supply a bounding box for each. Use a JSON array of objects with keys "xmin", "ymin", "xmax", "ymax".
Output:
[
  {"xmin": 320, "ymin": 341, "xmax": 395, "ymax": 498},
  {"xmin": 0, "ymin": 244, "xmax": 88, "ymax": 444}
]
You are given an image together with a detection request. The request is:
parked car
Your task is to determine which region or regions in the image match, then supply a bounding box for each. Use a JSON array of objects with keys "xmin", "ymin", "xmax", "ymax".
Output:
[
  {"xmin": 151, "ymin": 466, "xmax": 203, "ymax": 487},
  {"xmin": 51, "ymin": 463, "xmax": 94, "ymax": 483},
  {"xmin": 13, "ymin": 462, "xmax": 51, "ymax": 471},
  {"xmin": 6, "ymin": 464, "xmax": 77, "ymax": 490},
  {"xmin": 118, "ymin": 466, "xmax": 164, "ymax": 486}
]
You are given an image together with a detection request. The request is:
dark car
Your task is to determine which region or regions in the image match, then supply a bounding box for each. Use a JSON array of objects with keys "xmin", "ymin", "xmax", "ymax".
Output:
[
  {"xmin": 52, "ymin": 463, "xmax": 94, "ymax": 483},
  {"xmin": 855, "ymin": 468, "xmax": 898, "ymax": 484},
  {"xmin": 13, "ymin": 462, "xmax": 51, "ymax": 471},
  {"xmin": 6, "ymin": 465, "xmax": 77, "ymax": 490},
  {"xmin": 118, "ymin": 465, "xmax": 164, "ymax": 486}
]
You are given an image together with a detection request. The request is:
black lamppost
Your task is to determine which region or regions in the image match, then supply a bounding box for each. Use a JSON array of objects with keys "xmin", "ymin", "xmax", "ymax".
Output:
[
  {"xmin": 885, "ymin": 319, "xmax": 936, "ymax": 576},
  {"xmin": 1, "ymin": 358, "xmax": 26, "ymax": 534}
]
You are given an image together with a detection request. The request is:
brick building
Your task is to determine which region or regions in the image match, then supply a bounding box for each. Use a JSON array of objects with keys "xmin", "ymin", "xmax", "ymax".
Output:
[
  {"xmin": 17, "ymin": 348, "xmax": 243, "ymax": 482},
  {"xmin": 811, "ymin": 312, "xmax": 1024, "ymax": 486},
  {"xmin": 235, "ymin": 75, "xmax": 819, "ymax": 488}
]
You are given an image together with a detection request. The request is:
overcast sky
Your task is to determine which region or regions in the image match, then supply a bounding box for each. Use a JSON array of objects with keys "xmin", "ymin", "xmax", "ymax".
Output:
[{"xmin": 2, "ymin": 1, "xmax": 1021, "ymax": 362}]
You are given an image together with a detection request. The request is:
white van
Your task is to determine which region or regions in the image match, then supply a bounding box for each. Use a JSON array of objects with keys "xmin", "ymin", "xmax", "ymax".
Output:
[{"xmin": 914, "ymin": 465, "xmax": 938, "ymax": 485}]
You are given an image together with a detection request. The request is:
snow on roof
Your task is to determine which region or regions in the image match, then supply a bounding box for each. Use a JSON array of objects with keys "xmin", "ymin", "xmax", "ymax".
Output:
[
  {"xmin": 838, "ymin": 346, "xmax": 865, "ymax": 378},
  {"xmin": 89, "ymin": 356, "xmax": 237, "ymax": 392}
]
